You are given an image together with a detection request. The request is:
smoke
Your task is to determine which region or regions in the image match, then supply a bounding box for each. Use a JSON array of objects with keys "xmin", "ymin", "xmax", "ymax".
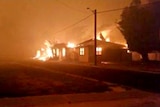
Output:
[{"xmin": 0, "ymin": 0, "xmax": 131, "ymax": 60}]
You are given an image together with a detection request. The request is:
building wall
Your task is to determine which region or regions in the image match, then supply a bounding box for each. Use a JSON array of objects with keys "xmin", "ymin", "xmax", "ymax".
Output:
[
  {"xmin": 88, "ymin": 46, "xmax": 94, "ymax": 63},
  {"xmin": 66, "ymin": 48, "xmax": 78, "ymax": 61},
  {"xmin": 52, "ymin": 48, "xmax": 66, "ymax": 61},
  {"xmin": 148, "ymin": 52, "xmax": 160, "ymax": 61},
  {"xmin": 75, "ymin": 46, "xmax": 132, "ymax": 63},
  {"xmin": 102, "ymin": 48, "xmax": 131, "ymax": 62},
  {"xmin": 78, "ymin": 47, "xmax": 89, "ymax": 62}
]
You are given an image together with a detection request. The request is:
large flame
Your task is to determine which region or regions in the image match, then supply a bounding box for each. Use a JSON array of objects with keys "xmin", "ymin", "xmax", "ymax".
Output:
[
  {"xmin": 97, "ymin": 30, "xmax": 111, "ymax": 42},
  {"xmin": 98, "ymin": 29, "xmax": 128, "ymax": 48},
  {"xmin": 33, "ymin": 40, "xmax": 53, "ymax": 61}
]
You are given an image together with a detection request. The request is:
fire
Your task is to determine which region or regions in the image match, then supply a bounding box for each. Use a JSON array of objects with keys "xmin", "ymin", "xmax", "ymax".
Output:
[
  {"xmin": 33, "ymin": 40, "xmax": 53, "ymax": 61},
  {"xmin": 122, "ymin": 44, "xmax": 128, "ymax": 49},
  {"xmin": 125, "ymin": 44, "xmax": 128, "ymax": 48},
  {"xmin": 97, "ymin": 30, "xmax": 111, "ymax": 42},
  {"xmin": 97, "ymin": 36, "xmax": 101, "ymax": 41},
  {"xmin": 67, "ymin": 42, "xmax": 76, "ymax": 48},
  {"xmin": 106, "ymin": 37, "xmax": 110, "ymax": 42},
  {"xmin": 101, "ymin": 30, "xmax": 111, "ymax": 38}
]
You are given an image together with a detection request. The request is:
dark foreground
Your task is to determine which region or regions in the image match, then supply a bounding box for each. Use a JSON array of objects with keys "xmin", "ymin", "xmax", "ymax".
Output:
[
  {"xmin": 0, "ymin": 61, "xmax": 128, "ymax": 98},
  {"xmin": 0, "ymin": 60, "xmax": 160, "ymax": 98},
  {"xmin": 26, "ymin": 60, "xmax": 160, "ymax": 93}
]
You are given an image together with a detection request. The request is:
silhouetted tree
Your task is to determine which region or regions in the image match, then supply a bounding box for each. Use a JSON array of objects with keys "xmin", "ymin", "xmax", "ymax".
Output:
[
  {"xmin": 130, "ymin": 0, "xmax": 141, "ymax": 6},
  {"xmin": 118, "ymin": 0, "xmax": 160, "ymax": 62}
]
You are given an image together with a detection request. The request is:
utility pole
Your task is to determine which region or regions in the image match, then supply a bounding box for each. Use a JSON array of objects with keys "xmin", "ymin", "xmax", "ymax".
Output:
[
  {"xmin": 87, "ymin": 8, "xmax": 97, "ymax": 66},
  {"xmin": 94, "ymin": 9, "xmax": 97, "ymax": 66}
]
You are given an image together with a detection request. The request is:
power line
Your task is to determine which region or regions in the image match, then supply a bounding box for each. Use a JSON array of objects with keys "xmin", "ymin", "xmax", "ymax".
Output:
[
  {"xmin": 53, "ymin": 14, "xmax": 92, "ymax": 35},
  {"xmin": 98, "ymin": 7, "xmax": 125, "ymax": 14},
  {"xmin": 56, "ymin": 0, "xmax": 87, "ymax": 14},
  {"xmin": 53, "ymin": 0, "xmax": 160, "ymax": 35}
]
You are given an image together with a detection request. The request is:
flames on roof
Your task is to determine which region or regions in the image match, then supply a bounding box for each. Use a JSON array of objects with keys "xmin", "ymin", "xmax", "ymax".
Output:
[{"xmin": 33, "ymin": 40, "xmax": 76, "ymax": 61}]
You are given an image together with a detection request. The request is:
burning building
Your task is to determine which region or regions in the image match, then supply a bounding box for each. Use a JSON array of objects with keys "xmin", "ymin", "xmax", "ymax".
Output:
[
  {"xmin": 33, "ymin": 31, "xmax": 131, "ymax": 63},
  {"xmin": 33, "ymin": 41, "xmax": 77, "ymax": 62},
  {"xmin": 76, "ymin": 39, "xmax": 131, "ymax": 63},
  {"xmin": 51, "ymin": 42, "xmax": 77, "ymax": 61},
  {"xmin": 33, "ymin": 40, "xmax": 53, "ymax": 61}
]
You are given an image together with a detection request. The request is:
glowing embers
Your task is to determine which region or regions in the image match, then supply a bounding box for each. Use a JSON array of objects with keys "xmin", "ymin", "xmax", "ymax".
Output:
[{"xmin": 33, "ymin": 40, "xmax": 53, "ymax": 61}]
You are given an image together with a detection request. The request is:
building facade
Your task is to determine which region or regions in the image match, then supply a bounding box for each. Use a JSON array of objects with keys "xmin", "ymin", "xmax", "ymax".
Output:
[{"xmin": 76, "ymin": 39, "xmax": 131, "ymax": 63}]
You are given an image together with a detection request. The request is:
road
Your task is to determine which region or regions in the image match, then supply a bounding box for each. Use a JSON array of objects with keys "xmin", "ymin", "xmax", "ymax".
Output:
[
  {"xmin": 19, "ymin": 60, "xmax": 160, "ymax": 93},
  {"xmin": 0, "ymin": 60, "xmax": 129, "ymax": 98},
  {"xmin": 0, "ymin": 60, "xmax": 160, "ymax": 107}
]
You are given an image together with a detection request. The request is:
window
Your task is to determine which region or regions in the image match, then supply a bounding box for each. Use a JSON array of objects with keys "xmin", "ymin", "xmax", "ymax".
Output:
[
  {"xmin": 53, "ymin": 49, "xmax": 56, "ymax": 57},
  {"xmin": 62, "ymin": 48, "xmax": 66, "ymax": 57},
  {"xmin": 80, "ymin": 48, "xmax": 84, "ymax": 55},
  {"xmin": 56, "ymin": 49, "xmax": 59, "ymax": 56},
  {"xmin": 96, "ymin": 47, "xmax": 102, "ymax": 55}
]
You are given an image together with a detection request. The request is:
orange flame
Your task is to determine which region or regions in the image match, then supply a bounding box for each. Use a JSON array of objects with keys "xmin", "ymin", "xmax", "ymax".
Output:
[
  {"xmin": 97, "ymin": 30, "xmax": 111, "ymax": 42},
  {"xmin": 33, "ymin": 40, "xmax": 53, "ymax": 61},
  {"xmin": 67, "ymin": 42, "xmax": 76, "ymax": 48}
]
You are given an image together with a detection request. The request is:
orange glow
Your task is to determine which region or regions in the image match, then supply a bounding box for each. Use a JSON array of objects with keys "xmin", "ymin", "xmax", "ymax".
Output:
[
  {"xmin": 67, "ymin": 42, "xmax": 76, "ymax": 48},
  {"xmin": 97, "ymin": 30, "xmax": 111, "ymax": 42},
  {"xmin": 33, "ymin": 40, "xmax": 53, "ymax": 61},
  {"xmin": 97, "ymin": 26, "xmax": 127, "ymax": 45},
  {"xmin": 101, "ymin": 30, "xmax": 111, "ymax": 38},
  {"xmin": 125, "ymin": 44, "xmax": 128, "ymax": 47},
  {"xmin": 56, "ymin": 49, "xmax": 59, "ymax": 56},
  {"xmin": 122, "ymin": 44, "xmax": 128, "ymax": 49},
  {"xmin": 105, "ymin": 37, "xmax": 110, "ymax": 42},
  {"xmin": 127, "ymin": 50, "xmax": 131, "ymax": 53},
  {"xmin": 96, "ymin": 47, "xmax": 102, "ymax": 55},
  {"xmin": 96, "ymin": 47, "xmax": 102, "ymax": 51},
  {"xmin": 34, "ymin": 50, "xmax": 41, "ymax": 59},
  {"xmin": 97, "ymin": 36, "xmax": 101, "ymax": 40},
  {"xmin": 62, "ymin": 48, "xmax": 66, "ymax": 57}
]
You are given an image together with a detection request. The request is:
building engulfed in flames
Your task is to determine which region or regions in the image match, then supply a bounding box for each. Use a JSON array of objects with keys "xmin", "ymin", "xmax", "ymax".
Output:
[
  {"xmin": 33, "ymin": 40, "xmax": 53, "ymax": 61},
  {"xmin": 33, "ymin": 30, "xmax": 131, "ymax": 62},
  {"xmin": 33, "ymin": 40, "xmax": 76, "ymax": 61},
  {"xmin": 33, "ymin": 27, "xmax": 160, "ymax": 62}
]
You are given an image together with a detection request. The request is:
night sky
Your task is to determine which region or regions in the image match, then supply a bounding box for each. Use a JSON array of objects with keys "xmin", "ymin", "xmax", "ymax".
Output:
[{"xmin": 0, "ymin": 0, "xmax": 149, "ymax": 60}]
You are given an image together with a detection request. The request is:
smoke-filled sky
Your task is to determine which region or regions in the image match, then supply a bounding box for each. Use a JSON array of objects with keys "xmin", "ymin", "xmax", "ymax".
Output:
[{"xmin": 0, "ymin": 0, "xmax": 149, "ymax": 60}]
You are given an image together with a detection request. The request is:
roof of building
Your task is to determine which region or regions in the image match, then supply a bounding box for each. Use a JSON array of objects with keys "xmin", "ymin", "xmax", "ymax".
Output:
[
  {"xmin": 78, "ymin": 39, "xmax": 126, "ymax": 49},
  {"xmin": 53, "ymin": 43, "xmax": 67, "ymax": 48}
]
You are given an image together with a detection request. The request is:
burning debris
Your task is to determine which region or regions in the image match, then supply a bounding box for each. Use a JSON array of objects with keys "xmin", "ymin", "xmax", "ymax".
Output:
[
  {"xmin": 33, "ymin": 40, "xmax": 76, "ymax": 61},
  {"xmin": 33, "ymin": 40, "xmax": 53, "ymax": 61}
]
